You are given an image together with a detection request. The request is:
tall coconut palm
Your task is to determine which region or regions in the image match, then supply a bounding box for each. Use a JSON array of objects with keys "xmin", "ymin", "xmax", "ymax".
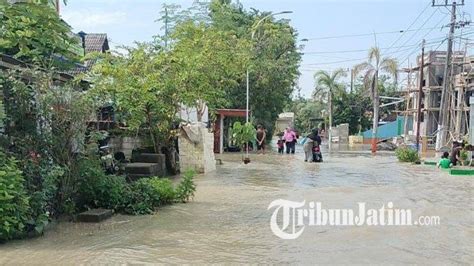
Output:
[
  {"xmin": 353, "ymin": 47, "xmax": 398, "ymax": 153},
  {"xmin": 313, "ymin": 69, "xmax": 347, "ymax": 150}
]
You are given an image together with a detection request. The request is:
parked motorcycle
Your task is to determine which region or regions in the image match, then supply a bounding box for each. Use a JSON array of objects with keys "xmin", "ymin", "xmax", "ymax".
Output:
[{"xmin": 99, "ymin": 145, "xmax": 120, "ymax": 174}]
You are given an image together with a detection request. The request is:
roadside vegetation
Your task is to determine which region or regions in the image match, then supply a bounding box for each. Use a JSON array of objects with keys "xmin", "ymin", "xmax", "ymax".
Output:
[
  {"xmin": 395, "ymin": 147, "xmax": 420, "ymax": 163},
  {"xmin": 289, "ymin": 75, "xmax": 401, "ymax": 135},
  {"xmin": 0, "ymin": 0, "xmax": 301, "ymax": 242}
]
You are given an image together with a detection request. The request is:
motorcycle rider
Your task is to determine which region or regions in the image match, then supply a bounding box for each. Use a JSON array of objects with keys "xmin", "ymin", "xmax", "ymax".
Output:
[{"xmin": 306, "ymin": 128, "xmax": 322, "ymax": 162}]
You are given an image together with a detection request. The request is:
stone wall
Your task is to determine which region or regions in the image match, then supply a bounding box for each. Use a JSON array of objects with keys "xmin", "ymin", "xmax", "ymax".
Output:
[{"xmin": 178, "ymin": 125, "xmax": 216, "ymax": 174}]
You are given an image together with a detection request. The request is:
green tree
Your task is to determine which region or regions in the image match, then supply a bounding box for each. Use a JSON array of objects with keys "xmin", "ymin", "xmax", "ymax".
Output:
[
  {"xmin": 313, "ymin": 69, "xmax": 346, "ymax": 145},
  {"xmin": 155, "ymin": 3, "xmax": 189, "ymax": 48},
  {"xmin": 2, "ymin": 68, "xmax": 93, "ymax": 218},
  {"xmin": 0, "ymin": 0, "xmax": 96, "ymax": 237},
  {"xmin": 286, "ymin": 97, "xmax": 324, "ymax": 134},
  {"xmin": 87, "ymin": 44, "xmax": 179, "ymax": 154},
  {"xmin": 0, "ymin": 0, "xmax": 78, "ymax": 68},
  {"xmin": 332, "ymin": 90, "xmax": 372, "ymax": 135},
  {"xmin": 169, "ymin": 21, "xmax": 250, "ymax": 122},
  {"xmin": 353, "ymin": 47, "xmax": 398, "ymax": 152},
  {"xmin": 209, "ymin": 1, "xmax": 301, "ymax": 136}
]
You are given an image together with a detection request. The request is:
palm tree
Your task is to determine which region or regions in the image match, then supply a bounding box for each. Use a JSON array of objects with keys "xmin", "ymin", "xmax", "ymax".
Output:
[
  {"xmin": 353, "ymin": 47, "xmax": 398, "ymax": 153},
  {"xmin": 313, "ymin": 69, "xmax": 347, "ymax": 150}
]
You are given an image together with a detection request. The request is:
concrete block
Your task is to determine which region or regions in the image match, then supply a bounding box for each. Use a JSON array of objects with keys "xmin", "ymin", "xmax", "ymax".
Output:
[
  {"xmin": 133, "ymin": 153, "xmax": 166, "ymax": 164},
  {"xmin": 77, "ymin": 209, "xmax": 113, "ymax": 223},
  {"xmin": 349, "ymin": 135, "xmax": 363, "ymax": 146}
]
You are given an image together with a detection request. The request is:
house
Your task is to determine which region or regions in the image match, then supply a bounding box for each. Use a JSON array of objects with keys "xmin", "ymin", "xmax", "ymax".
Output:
[{"xmin": 401, "ymin": 50, "xmax": 473, "ymax": 149}]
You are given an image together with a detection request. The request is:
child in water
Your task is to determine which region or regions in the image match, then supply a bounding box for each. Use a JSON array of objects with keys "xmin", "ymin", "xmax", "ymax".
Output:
[
  {"xmin": 277, "ymin": 136, "xmax": 284, "ymax": 154},
  {"xmin": 437, "ymin": 151, "xmax": 452, "ymax": 169}
]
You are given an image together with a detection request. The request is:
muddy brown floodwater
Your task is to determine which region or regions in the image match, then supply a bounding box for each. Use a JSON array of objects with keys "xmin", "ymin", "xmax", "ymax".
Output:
[{"xmin": 0, "ymin": 145, "xmax": 473, "ymax": 264}]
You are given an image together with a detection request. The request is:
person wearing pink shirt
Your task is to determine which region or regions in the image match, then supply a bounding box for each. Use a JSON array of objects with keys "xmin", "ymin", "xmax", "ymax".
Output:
[{"xmin": 283, "ymin": 127, "xmax": 297, "ymax": 154}]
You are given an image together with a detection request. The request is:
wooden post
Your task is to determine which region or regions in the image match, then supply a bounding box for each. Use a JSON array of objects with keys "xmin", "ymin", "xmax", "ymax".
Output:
[
  {"xmin": 403, "ymin": 65, "xmax": 411, "ymax": 137},
  {"xmin": 219, "ymin": 115, "xmax": 224, "ymax": 154},
  {"xmin": 416, "ymin": 40, "xmax": 425, "ymax": 152}
]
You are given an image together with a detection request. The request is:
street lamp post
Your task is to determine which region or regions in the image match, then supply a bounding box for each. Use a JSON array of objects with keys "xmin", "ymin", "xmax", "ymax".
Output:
[{"xmin": 245, "ymin": 11, "xmax": 292, "ymax": 157}]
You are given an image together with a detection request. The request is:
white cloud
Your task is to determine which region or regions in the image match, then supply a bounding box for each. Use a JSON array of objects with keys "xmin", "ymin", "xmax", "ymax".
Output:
[{"xmin": 61, "ymin": 10, "xmax": 127, "ymax": 29}]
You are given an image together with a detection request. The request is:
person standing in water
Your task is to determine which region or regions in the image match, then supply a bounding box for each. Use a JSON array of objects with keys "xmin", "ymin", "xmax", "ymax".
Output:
[
  {"xmin": 303, "ymin": 134, "xmax": 314, "ymax": 162},
  {"xmin": 283, "ymin": 127, "xmax": 297, "ymax": 154},
  {"xmin": 256, "ymin": 125, "xmax": 266, "ymax": 154},
  {"xmin": 304, "ymin": 128, "xmax": 322, "ymax": 162}
]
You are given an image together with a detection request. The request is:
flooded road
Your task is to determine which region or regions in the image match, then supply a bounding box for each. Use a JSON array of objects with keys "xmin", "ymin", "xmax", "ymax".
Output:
[{"xmin": 1, "ymin": 146, "xmax": 473, "ymax": 264}]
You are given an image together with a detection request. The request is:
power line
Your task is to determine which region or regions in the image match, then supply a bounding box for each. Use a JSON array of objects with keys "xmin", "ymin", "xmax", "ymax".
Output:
[
  {"xmin": 396, "ymin": 31, "xmax": 473, "ymax": 66},
  {"xmin": 391, "ymin": 7, "xmax": 439, "ymax": 55},
  {"xmin": 388, "ymin": 9, "xmax": 448, "ymax": 59},
  {"xmin": 303, "ymin": 25, "xmax": 446, "ymax": 41},
  {"xmin": 300, "ymin": 33, "xmax": 472, "ymax": 69},
  {"xmin": 303, "ymin": 34, "xmax": 465, "ymax": 56},
  {"xmin": 394, "ymin": 12, "xmax": 448, "ymax": 67},
  {"xmin": 386, "ymin": 2, "xmax": 432, "ymax": 50},
  {"xmin": 304, "ymin": 45, "xmax": 417, "ymax": 55},
  {"xmin": 303, "ymin": 58, "xmax": 366, "ymax": 66}
]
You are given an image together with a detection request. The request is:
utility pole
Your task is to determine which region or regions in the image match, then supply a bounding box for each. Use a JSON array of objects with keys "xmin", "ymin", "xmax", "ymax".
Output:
[
  {"xmin": 416, "ymin": 39, "xmax": 425, "ymax": 152},
  {"xmin": 164, "ymin": 7, "xmax": 169, "ymax": 49},
  {"xmin": 434, "ymin": 0, "xmax": 464, "ymax": 151},
  {"xmin": 350, "ymin": 68, "xmax": 354, "ymax": 93},
  {"xmin": 403, "ymin": 62, "xmax": 411, "ymax": 137}
]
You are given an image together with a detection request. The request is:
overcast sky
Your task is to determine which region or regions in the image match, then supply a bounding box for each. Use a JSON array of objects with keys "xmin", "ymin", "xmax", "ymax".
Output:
[{"xmin": 61, "ymin": 0, "xmax": 473, "ymax": 98}]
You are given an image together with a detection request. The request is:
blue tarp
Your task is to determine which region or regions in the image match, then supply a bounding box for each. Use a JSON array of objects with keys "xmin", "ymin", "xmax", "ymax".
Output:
[{"xmin": 362, "ymin": 116, "xmax": 413, "ymax": 139}]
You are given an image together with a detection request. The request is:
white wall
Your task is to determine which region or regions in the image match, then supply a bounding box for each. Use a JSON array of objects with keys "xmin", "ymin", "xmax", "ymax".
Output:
[{"xmin": 179, "ymin": 104, "xmax": 209, "ymax": 124}]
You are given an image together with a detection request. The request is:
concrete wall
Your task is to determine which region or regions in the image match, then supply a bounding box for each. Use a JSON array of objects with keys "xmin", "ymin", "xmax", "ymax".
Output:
[
  {"xmin": 178, "ymin": 126, "xmax": 216, "ymax": 174},
  {"xmin": 109, "ymin": 136, "xmax": 142, "ymax": 159},
  {"xmin": 179, "ymin": 104, "xmax": 209, "ymax": 124},
  {"xmin": 275, "ymin": 112, "xmax": 295, "ymax": 134},
  {"xmin": 275, "ymin": 118, "xmax": 293, "ymax": 134},
  {"xmin": 331, "ymin": 123, "xmax": 349, "ymax": 143}
]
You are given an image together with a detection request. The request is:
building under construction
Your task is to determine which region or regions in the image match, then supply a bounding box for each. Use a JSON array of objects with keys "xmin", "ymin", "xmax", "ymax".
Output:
[{"xmin": 402, "ymin": 50, "xmax": 474, "ymax": 150}]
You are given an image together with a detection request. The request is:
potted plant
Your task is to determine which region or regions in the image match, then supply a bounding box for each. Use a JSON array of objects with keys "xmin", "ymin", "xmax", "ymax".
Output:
[{"xmin": 230, "ymin": 121, "xmax": 256, "ymax": 164}]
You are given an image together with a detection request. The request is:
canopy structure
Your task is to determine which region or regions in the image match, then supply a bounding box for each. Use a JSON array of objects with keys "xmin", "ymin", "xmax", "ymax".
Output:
[{"xmin": 213, "ymin": 109, "xmax": 249, "ymax": 153}]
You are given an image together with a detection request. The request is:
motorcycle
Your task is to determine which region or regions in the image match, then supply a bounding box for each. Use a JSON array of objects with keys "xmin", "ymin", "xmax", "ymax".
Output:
[
  {"xmin": 99, "ymin": 145, "xmax": 120, "ymax": 174},
  {"xmin": 312, "ymin": 145, "xmax": 323, "ymax": 163}
]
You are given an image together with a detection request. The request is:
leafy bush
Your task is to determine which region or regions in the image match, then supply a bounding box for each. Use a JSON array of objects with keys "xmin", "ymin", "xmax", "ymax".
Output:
[
  {"xmin": 0, "ymin": 151, "xmax": 31, "ymax": 242},
  {"xmin": 124, "ymin": 178, "xmax": 160, "ymax": 215},
  {"xmin": 77, "ymin": 158, "xmax": 128, "ymax": 211},
  {"xmin": 175, "ymin": 169, "xmax": 196, "ymax": 203},
  {"xmin": 460, "ymin": 149, "xmax": 468, "ymax": 161},
  {"xmin": 230, "ymin": 121, "xmax": 256, "ymax": 150},
  {"xmin": 76, "ymin": 155, "xmax": 197, "ymax": 215},
  {"xmin": 148, "ymin": 178, "xmax": 176, "ymax": 205},
  {"xmin": 395, "ymin": 147, "xmax": 420, "ymax": 163},
  {"xmin": 25, "ymin": 163, "xmax": 63, "ymax": 235},
  {"xmin": 78, "ymin": 174, "xmax": 128, "ymax": 211},
  {"xmin": 123, "ymin": 170, "xmax": 197, "ymax": 214}
]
